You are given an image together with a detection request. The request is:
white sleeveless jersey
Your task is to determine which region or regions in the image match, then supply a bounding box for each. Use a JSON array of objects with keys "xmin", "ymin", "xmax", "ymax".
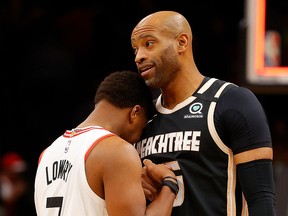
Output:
[{"xmin": 34, "ymin": 126, "xmax": 115, "ymax": 216}]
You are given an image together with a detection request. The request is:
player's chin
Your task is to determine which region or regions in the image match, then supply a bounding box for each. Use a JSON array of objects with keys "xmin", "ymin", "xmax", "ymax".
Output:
[{"xmin": 145, "ymin": 79, "xmax": 159, "ymax": 89}]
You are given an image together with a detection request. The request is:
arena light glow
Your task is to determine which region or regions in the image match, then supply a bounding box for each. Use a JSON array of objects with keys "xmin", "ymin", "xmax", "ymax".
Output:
[{"xmin": 246, "ymin": 0, "xmax": 288, "ymax": 84}]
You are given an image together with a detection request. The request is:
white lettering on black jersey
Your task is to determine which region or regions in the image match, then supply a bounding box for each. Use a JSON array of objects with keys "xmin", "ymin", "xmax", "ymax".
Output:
[{"xmin": 135, "ymin": 130, "xmax": 201, "ymax": 158}]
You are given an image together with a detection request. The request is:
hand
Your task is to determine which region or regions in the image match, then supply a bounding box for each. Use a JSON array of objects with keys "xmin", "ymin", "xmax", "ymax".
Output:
[
  {"xmin": 142, "ymin": 163, "xmax": 161, "ymax": 201},
  {"xmin": 142, "ymin": 159, "xmax": 175, "ymax": 201}
]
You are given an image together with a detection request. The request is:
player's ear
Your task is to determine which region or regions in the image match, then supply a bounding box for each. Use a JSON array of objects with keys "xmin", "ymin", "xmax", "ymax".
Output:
[
  {"xmin": 177, "ymin": 33, "xmax": 188, "ymax": 51},
  {"xmin": 129, "ymin": 105, "xmax": 141, "ymax": 123}
]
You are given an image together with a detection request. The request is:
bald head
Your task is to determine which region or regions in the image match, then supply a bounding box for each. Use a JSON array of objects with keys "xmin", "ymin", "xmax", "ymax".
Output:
[{"xmin": 133, "ymin": 11, "xmax": 192, "ymax": 43}]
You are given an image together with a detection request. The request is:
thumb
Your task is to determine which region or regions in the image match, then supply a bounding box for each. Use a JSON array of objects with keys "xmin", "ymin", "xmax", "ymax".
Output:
[{"xmin": 143, "ymin": 159, "xmax": 153, "ymax": 166}]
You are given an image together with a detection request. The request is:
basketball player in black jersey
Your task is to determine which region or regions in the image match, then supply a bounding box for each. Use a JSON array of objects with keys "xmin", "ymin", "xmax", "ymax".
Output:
[{"xmin": 131, "ymin": 11, "xmax": 276, "ymax": 215}]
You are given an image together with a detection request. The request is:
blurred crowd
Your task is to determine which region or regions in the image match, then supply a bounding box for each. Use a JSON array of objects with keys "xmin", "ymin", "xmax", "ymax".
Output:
[{"xmin": 0, "ymin": 152, "xmax": 36, "ymax": 216}]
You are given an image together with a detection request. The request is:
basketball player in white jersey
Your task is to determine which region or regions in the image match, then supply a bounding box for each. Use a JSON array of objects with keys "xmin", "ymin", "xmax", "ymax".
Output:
[{"xmin": 34, "ymin": 70, "xmax": 179, "ymax": 216}]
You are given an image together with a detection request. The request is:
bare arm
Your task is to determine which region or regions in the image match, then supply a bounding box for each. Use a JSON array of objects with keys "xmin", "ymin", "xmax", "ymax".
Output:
[
  {"xmin": 234, "ymin": 147, "xmax": 273, "ymax": 165},
  {"xmin": 143, "ymin": 159, "xmax": 177, "ymax": 216},
  {"xmin": 87, "ymin": 136, "xmax": 176, "ymax": 216}
]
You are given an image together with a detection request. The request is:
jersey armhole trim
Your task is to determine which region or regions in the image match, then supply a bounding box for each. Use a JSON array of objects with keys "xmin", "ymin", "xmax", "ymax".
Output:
[
  {"xmin": 84, "ymin": 134, "xmax": 116, "ymax": 161},
  {"xmin": 38, "ymin": 149, "xmax": 47, "ymax": 165}
]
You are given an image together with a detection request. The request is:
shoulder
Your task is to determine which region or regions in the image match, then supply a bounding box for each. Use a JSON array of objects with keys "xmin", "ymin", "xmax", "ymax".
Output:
[
  {"xmin": 218, "ymin": 85, "xmax": 263, "ymax": 113},
  {"xmin": 85, "ymin": 135, "xmax": 143, "ymax": 200},
  {"xmin": 215, "ymin": 84, "xmax": 269, "ymax": 133},
  {"xmin": 88, "ymin": 135, "xmax": 142, "ymax": 170},
  {"xmin": 215, "ymin": 85, "xmax": 271, "ymax": 152},
  {"xmin": 223, "ymin": 85, "xmax": 257, "ymax": 99}
]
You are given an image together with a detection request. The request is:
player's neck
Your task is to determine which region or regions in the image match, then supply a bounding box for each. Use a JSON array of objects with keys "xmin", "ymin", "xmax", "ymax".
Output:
[
  {"xmin": 76, "ymin": 100, "xmax": 128, "ymax": 135},
  {"xmin": 161, "ymin": 72, "xmax": 204, "ymax": 109}
]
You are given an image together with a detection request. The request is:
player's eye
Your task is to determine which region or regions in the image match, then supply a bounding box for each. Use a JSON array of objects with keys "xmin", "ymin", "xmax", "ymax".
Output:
[
  {"xmin": 145, "ymin": 41, "xmax": 154, "ymax": 47},
  {"xmin": 132, "ymin": 47, "xmax": 138, "ymax": 55}
]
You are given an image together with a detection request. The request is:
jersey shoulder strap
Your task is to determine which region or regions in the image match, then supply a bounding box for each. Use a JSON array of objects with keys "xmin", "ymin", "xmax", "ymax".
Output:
[{"xmin": 194, "ymin": 77, "xmax": 237, "ymax": 102}]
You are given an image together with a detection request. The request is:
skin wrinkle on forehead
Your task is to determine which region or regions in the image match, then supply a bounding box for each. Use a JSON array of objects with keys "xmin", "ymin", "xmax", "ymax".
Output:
[{"xmin": 131, "ymin": 26, "xmax": 172, "ymax": 46}]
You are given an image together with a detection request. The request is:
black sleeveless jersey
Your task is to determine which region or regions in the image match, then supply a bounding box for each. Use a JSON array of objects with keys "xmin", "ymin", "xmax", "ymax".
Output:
[{"xmin": 134, "ymin": 77, "xmax": 272, "ymax": 216}]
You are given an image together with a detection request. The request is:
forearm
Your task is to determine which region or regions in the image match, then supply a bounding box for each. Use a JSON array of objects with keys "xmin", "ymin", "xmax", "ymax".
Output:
[
  {"xmin": 237, "ymin": 159, "xmax": 276, "ymax": 216},
  {"xmin": 142, "ymin": 160, "xmax": 178, "ymax": 216},
  {"xmin": 145, "ymin": 186, "xmax": 176, "ymax": 216}
]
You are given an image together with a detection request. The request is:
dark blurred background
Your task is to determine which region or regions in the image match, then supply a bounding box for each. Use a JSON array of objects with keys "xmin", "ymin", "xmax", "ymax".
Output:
[{"xmin": 1, "ymin": 0, "xmax": 288, "ymax": 215}]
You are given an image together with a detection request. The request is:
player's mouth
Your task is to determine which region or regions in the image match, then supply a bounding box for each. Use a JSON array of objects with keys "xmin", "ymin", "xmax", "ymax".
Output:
[{"xmin": 138, "ymin": 65, "xmax": 154, "ymax": 77}]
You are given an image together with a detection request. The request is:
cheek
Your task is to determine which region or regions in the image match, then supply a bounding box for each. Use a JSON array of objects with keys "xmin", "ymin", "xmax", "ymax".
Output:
[
  {"xmin": 127, "ymin": 126, "xmax": 142, "ymax": 144},
  {"xmin": 134, "ymin": 133, "xmax": 141, "ymax": 144},
  {"xmin": 161, "ymin": 44, "xmax": 178, "ymax": 65},
  {"xmin": 133, "ymin": 122, "xmax": 146, "ymax": 142},
  {"xmin": 135, "ymin": 125, "xmax": 143, "ymax": 141}
]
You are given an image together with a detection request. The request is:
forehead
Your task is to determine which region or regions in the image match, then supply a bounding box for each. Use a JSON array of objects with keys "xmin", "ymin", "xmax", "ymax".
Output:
[{"xmin": 131, "ymin": 23, "xmax": 162, "ymax": 42}]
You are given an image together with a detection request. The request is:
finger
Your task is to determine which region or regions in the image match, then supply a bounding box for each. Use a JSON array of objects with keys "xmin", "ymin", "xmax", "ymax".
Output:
[
  {"xmin": 163, "ymin": 164, "xmax": 173, "ymax": 170},
  {"xmin": 142, "ymin": 177, "xmax": 158, "ymax": 192},
  {"xmin": 143, "ymin": 188, "xmax": 155, "ymax": 202},
  {"xmin": 143, "ymin": 159, "xmax": 153, "ymax": 166},
  {"xmin": 142, "ymin": 174, "xmax": 159, "ymax": 190}
]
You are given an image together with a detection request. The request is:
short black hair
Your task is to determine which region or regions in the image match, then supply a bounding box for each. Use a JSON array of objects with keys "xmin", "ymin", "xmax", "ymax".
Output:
[{"xmin": 94, "ymin": 70, "xmax": 154, "ymax": 119}]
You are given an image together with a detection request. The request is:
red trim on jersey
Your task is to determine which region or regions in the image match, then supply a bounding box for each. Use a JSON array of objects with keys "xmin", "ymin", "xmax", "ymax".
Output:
[
  {"xmin": 38, "ymin": 149, "xmax": 47, "ymax": 165},
  {"xmin": 63, "ymin": 126, "xmax": 104, "ymax": 138},
  {"xmin": 84, "ymin": 134, "xmax": 116, "ymax": 161}
]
